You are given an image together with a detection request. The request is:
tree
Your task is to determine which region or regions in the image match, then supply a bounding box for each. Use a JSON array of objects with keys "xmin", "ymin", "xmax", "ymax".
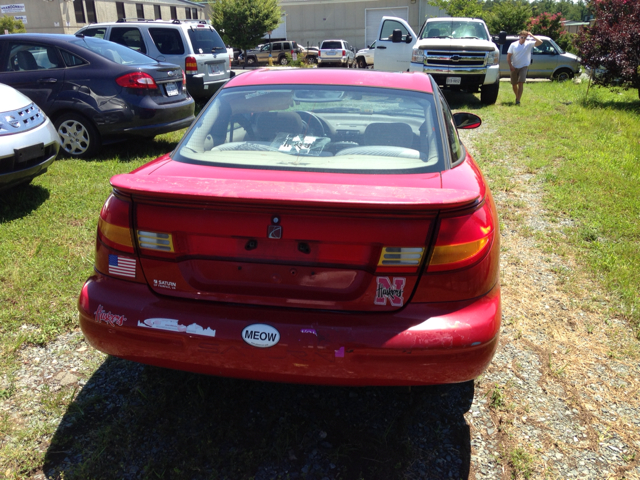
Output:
[
  {"xmin": 527, "ymin": 12, "xmax": 566, "ymax": 41},
  {"xmin": 428, "ymin": 0, "xmax": 483, "ymax": 18},
  {"xmin": 485, "ymin": 0, "xmax": 532, "ymax": 35},
  {"xmin": 576, "ymin": 0, "xmax": 640, "ymax": 98},
  {"xmin": 210, "ymin": 0, "xmax": 280, "ymax": 61},
  {"xmin": 0, "ymin": 15, "xmax": 26, "ymax": 34}
]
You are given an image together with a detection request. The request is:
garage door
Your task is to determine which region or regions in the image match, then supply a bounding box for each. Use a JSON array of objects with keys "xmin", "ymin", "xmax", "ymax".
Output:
[{"xmin": 365, "ymin": 7, "xmax": 409, "ymax": 49}]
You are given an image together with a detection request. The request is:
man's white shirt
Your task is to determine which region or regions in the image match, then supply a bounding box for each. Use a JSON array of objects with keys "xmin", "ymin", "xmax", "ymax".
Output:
[{"xmin": 507, "ymin": 40, "xmax": 536, "ymax": 69}]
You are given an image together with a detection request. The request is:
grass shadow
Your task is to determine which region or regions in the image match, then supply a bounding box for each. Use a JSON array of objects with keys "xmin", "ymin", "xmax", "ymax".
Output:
[
  {"xmin": 44, "ymin": 358, "xmax": 474, "ymax": 479},
  {"xmin": 442, "ymin": 90, "xmax": 486, "ymax": 111},
  {"xmin": 578, "ymin": 96, "xmax": 640, "ymax": 113},
  {"xmin": 0, "ymin": 183, "xmax": 49, "ymax": 224},
  {"xmin": 55, "ymin": 137, "xmax": 182, "ymax": 164}
]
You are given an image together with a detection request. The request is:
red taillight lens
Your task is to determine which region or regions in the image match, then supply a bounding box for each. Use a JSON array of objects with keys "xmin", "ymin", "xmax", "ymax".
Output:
[
  {"xmin": 342, "ymin": 50, "xmax": 346, "ymax": 56},
  {"xmin": 185, "ymin": 56, "xmax": 197, "ymax": 74},
  {"xmin": 115, "ymin": 72, "xmax": 158, "ymax": 89},
  {"xmin": 428, "ymin": 201, "xmax": 494, "ymax": 272},
  {"xmin": 318, "ymin": 51, "xmax": 321, "ymax": 57},
  {"xmin": 98, "ymin": 193, "xmax": 134, "ymax": 253}
]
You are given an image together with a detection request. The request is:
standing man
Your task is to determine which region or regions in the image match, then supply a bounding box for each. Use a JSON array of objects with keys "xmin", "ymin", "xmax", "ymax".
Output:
[{"xmin": 507, "ymin": 31, "xmax": 543, "ymax": 105}]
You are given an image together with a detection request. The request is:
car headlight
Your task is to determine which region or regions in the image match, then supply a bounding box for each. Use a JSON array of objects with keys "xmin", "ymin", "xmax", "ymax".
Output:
[
  {"xmin": 486, "ymin": 51, "xmax": 499, "ymax": 65},
  {"xmin": 411, "ymin": 48, "xmax": 425, "ymax": 63}
]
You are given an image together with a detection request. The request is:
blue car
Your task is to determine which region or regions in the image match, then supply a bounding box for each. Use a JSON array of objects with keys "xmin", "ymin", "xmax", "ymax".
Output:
[{"xmin": 0, "ymin": 34, "xmax": 195, "ymax": 158}]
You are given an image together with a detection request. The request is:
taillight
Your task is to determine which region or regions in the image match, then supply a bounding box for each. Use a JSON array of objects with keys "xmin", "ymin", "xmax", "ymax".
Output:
[
  {"xmin": 115, "ymin": 72, "xmax": 158, "ymax": 89},
  {"xmin": 181, "ymin": 69, "xmax": 186, "ymax": 86},
  {"xmin": 185, "ymin": 56, "xmax": 197, "ymax": 74},
  {"xmin": 96, "ymin": 193, "xmax": 145, "ymax": 283},
  {"xmin": 318, "ymin": 51, "xmax": 321, "ymax": 57},
  {"xmin": 428, "ymin": 201, "xmax": 494, "ymax": 272},
  {"xmin": 98, "ymin": 193, "xmax": 134, "ymax": 253},
  {"xmin": 342, "ymin": 50, "xmax": 346, "ymax": 56}
]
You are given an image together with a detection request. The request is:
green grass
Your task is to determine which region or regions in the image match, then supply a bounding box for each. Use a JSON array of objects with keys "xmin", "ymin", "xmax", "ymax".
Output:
[{"xmin": 454, "ymin": 80, "xmax": 640, "ymax": 331}]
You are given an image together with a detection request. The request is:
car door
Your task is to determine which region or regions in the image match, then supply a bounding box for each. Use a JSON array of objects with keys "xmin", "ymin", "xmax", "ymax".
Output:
[
  {"xmin": 530, "ymin": 40, "xmax": 558, "ymax": 78},
  {"xmin": 374, "ymin": 17, "xmax": 417, "ymax": 72},
  {"xmin": 0, "ymin": 41, "xmax": 65, "ymax": 113}
]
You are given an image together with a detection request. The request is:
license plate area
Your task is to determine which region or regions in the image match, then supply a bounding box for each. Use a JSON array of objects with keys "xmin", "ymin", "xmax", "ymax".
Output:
[
  {"xmin": 208, "ymin": 63, "xmax": 223, "ymax": 74},
  {"xmin": 446, "ymin": 77, "xmax": 462, "ymax": 85},
  {"xmin": 14, "ymin": 143, "xmax": 44, "ymax": 164},
  {"xmin": 165, "ymin": 82, "xmax": 179, "ymax": 96}
]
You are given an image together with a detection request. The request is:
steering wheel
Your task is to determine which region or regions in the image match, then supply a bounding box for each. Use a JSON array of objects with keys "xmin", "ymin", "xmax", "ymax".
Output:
[{"xmin": 300, "ymin": 112, "xmax": 326, "ymax": 137}]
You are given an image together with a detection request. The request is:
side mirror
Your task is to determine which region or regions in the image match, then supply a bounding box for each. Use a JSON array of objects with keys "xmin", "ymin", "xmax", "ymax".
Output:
[
  {"xmin": 406, "ymin": 34, "xmax": 413, "ymax": 44},
  {"xmin": 498, "ymin": 31, "xmax": 507, "ymax": 45},
  {"xmin": 391, "ymin": 29, "xmax": 403, "ymax": 43},
  {"xmin": 453, "ymin": 112, "xmax": 482, "ymax": 130}
]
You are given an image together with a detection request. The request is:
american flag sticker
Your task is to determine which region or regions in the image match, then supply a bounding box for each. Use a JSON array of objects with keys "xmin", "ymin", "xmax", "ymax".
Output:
[{"xmin": 108, "ymin": 255, "xmax": 136, "ymax": 278}]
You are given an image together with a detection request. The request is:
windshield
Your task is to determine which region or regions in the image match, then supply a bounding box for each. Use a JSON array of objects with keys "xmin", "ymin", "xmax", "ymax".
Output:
[
  {"xmin": 173, "ymin": 84, "xmax": 445, "ymax": 174},
  {"xmin": 421, "ymin": 21, "xmax": 489, "ymax": 41},
  {"xmin": 70, "ymin": 37, "xmax": 157, "ymax": 65}
]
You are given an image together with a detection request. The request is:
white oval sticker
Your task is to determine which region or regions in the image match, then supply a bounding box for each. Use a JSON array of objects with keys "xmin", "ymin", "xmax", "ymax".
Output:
[{"xmin": 242, "ymin": 324, "xmax": 280, "ymax": 348}]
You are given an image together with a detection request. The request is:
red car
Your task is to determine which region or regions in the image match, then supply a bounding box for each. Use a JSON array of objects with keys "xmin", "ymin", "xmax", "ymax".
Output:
[{"xmin": 78, "ymin": 69, "xmax": 500, "ymax": 386}]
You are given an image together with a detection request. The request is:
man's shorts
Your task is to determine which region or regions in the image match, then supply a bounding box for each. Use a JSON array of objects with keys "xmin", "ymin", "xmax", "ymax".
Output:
[{"xmin": 510, "ymin": 67, "xmax": 528, "ymax": 84}]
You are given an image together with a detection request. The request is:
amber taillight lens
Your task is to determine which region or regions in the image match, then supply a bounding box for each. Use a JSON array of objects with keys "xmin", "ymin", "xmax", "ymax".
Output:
[
  {"xmin": 428, "ymin": 201, "xmax": 494, "ymax": 272},
  {"xmin": 98, "ymin": 194, "xmax": 134, "ymax": 253}
]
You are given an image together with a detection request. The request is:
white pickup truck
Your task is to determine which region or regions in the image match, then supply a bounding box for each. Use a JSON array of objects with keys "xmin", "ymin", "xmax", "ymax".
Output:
[{"xmin": 373, "ymin": 16, "xmax": 501, "ymax": 105}]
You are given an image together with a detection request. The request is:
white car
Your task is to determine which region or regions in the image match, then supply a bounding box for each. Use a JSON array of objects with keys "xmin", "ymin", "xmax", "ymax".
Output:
[
  {"xmin": 0, "ymin": 83, "xmax": 60, "ymax": 190},
  {"xmin": 355, "ymin": 41, "xmax": 376, "ymax": 68},
  {"xmin": 317, "ymin": 39, "xmax": 355, "ymax": 68}
]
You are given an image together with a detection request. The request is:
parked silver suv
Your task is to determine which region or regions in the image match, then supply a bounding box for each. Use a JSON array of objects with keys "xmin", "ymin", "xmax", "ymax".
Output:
[
  {"xmin": 76, "ymin": 20, "xmax": 231, "ymax": 100},
  {"xmin": 496, "ymin": 35, "xmax": 581, "ymax": 81}
]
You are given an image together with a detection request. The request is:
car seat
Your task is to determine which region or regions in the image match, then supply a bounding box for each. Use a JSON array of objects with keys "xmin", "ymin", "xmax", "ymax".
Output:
[
  {"xmin": 363, "ymin": 122, "xmax": 414, "ymax": 148},
  {"xmin": 16, "ymin": 51, "xmax": 38, "ymax": 71},
  {"xmin": 427, "ymin": 28, "xmax": 440, "ymax": 38},
  {"xmin": 253, "ymin": 112, "xmax": 304, "ymax": 141}
]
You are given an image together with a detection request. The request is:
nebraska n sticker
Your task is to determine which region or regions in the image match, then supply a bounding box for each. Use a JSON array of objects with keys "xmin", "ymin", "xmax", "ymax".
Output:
[{"xmin": 375, "ymin": 277, "xmax": 406, "ymax": 307}]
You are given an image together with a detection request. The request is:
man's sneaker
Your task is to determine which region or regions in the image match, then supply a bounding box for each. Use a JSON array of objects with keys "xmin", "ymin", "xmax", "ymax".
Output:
[{"xmin": 515, "ymin": 100, "xmax": 521, "ymax": 105}]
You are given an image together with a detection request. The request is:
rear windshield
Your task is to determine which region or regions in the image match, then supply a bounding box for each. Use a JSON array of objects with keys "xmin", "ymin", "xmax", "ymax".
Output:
[
  {"xmin": 69, "ymin": 37, "xmax": 157, "ymax": 65},
  {"xmin": 321, "ymin": 41, "xmax": 342, "ymax": 49},
  {"xmin": 187, "ymin": 26, "xmax": 226, "ymax": 53},
  {"xmin": 173, "ymin": 84, "xmax": 445, "ymax": 174},
  {"xmin": 421, "ymin": 21, "xmax": 489, "ymax": 41}
]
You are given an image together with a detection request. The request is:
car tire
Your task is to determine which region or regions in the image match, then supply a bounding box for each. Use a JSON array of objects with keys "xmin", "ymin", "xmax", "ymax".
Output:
[
  {"xmin": 480, "ymin": 82, "xmax": 500, "ymax": 105},
  {"xmin": 553, "ymin": 69, "xmax": 573, "ymax": 82},
  {"xmin": 279, "ymin": 56, "xmax": 288, "ymax": 66},
  {"xmin": 357, "ymin": 57, "xmax": 367, "ymax": 69},
  {"xmin": 55, "ymin": 113, "xmax": 100, "ymax": 159},
  {"xmin": 246, "ymin": 56, "xmax": 256, "ymax": 66}
]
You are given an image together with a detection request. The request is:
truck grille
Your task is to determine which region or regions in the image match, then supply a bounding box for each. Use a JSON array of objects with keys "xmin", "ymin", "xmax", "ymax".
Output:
[{"xmin": 425, "ymin": 51, "xmax": 487, "ymax": 67}]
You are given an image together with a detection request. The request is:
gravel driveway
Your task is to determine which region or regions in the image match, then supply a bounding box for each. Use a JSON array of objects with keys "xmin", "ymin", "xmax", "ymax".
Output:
[{"xmin": 2, "ymin": 111, "xmax": 640, "ymax": 480}]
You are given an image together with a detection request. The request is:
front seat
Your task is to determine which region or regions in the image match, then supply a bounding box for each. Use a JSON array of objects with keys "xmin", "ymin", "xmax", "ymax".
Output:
[
  {"xmin": 16, "ymin": 50, "xmax": 39, "ymax": 71},
  {"xmin": 254, "ymin": 112, "xmax": 304, "ymax": 141},
  {"xmin": 363, "ymin": 122, "xmax": 414, "ymax": 148}
]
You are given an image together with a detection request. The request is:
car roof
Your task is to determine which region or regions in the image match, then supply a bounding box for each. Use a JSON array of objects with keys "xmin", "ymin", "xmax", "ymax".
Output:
[
  {"xmin": 80, "ymin": 20, "xmax": 206, "ymax": 27},
  {"xmin": 427, "ymin": 17, "xmax": 485, "ymax": 21},
  {"xmin": 226, "ymin": 69, "xmax": 434, "ymax": 94},
  {"xmin": 0, "ymin": 33, "xmax": 83, "ymax": 44}
]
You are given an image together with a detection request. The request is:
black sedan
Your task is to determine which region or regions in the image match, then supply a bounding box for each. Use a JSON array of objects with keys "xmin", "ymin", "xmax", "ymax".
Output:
[{"xmin": 0, "ymin": 34, "xmax": 195, "ymax": 158}]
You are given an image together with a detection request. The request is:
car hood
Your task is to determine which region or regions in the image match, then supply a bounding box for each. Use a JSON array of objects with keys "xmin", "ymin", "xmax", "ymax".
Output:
[
  {"xmin": 416, "ymin": 38, "xmax": 497, "ymax": 52},
  {"xmin": 0, "ymin": 83, "xmax": 32, "ymax": 112}
]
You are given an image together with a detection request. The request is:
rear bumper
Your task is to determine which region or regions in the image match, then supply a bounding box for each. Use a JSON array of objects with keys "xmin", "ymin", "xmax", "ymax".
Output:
[
  {"xmin": 78, "ymin": 274, "xmax": 501, "ymax": 386},
  {"xmin": 186, "ymin": 75, "xmax": 228, "ymax": 99}
]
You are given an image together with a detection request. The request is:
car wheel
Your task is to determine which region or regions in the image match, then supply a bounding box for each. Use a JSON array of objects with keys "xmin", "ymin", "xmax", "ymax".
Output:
[
  {"xmin": 279, "ymin": 56, "xmax": 288, "ymax": 66},
  {"xmin": 55, "ymin": 113, "xmax": 100, "ymax": 159},
  {"xmin": 246, "ymin": 56, "xmax": 256, "ymax": 66},
  {"xmin": 553, "ymin": 69, "xmax": 573, "ymax": 82},
  {"xmin": 480, "ymin": 82, "xmax": 500, "ymax": 105},
  {"xmin": 357, "ymin": 57, "xmax": 367, "ymax": 69}
]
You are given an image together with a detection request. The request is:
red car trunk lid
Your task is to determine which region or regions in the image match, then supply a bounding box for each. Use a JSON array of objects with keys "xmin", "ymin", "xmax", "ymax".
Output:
[{"xmin": 111, "ymin": 173, "xmax": 479, "ymax": 311}]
